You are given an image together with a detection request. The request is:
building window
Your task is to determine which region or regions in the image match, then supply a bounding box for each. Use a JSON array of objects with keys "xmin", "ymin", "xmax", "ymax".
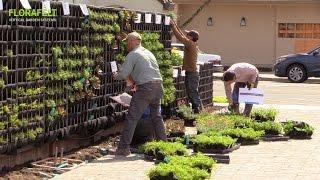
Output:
[{"xmin": 278, "ymin": 23, "xmax": 320, "ymax": 39}]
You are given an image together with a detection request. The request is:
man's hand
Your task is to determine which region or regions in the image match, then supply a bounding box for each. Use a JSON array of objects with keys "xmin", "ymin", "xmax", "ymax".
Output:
[
  {"xmin": 170, "ymin": 19, "xmax": 175, "ymax": 26},
  {"xmin": 247, "ymin": 82, "xmax": 254, "ymax": 90},
  {"xmin": 117, "ymin": 32, "xmax": 127, "ymax": 41}
]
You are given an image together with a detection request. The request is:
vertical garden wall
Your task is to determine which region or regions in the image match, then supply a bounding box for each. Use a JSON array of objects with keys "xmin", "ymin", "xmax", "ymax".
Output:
[{"xmin": 0, "ymin": 0, "xmax": 215, "ymax": 157}]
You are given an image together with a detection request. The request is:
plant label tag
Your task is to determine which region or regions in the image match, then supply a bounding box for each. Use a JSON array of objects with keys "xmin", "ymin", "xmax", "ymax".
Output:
[
  {"xmin": 110, "ymin": 61, "xmax": 118, "ymax": 73},
  {"xmin": 62, "ymin": 2, "xmax": 70, "ymax": 15},
  {"xmin": 42, "ymin": 1, "xmax": 51, "ymax": 12},
  {"xmin": 165, "ymin": 16, "xmax": 170, "ymax": 25},
  {"xmin": 181, "ymin": 70, "xmax": 186, "ymax": 76},
  {"xmin": 145, "ymin": 13, "xmax": 152, "ymax": 23},
  {"xmin": 0, "ymin": 0, "xmax": 3, "ymax": 11},
  {"xmin": 173, "ymin": 69, "xmax": 178, "ymax": 78},
  {"xmin": 134, "ymin": 13, "xmax": 141, "ymax": 23},
  {"xmin": 239, "ymin": 88, "xmax": 264, "ymax": 105},
  {"xmin": 20, "ymin": 0, "xmax": 31, "ymax": 9},
  {"xmin": 155, "ymin": 14, "xmax": 162, "ymax": 24},
  {"xmin": 197, "ymin": 65, "xmax": 200, "ymax": 72},
  {"xmin": 79, "ymin": 4, "xmax": 89, "ymax": 16}
]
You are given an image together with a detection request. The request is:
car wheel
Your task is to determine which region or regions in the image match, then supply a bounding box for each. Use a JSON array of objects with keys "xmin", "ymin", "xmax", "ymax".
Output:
[{"xmin": 287, "ymin": 64, "xmax": 308, "ymax": 83}]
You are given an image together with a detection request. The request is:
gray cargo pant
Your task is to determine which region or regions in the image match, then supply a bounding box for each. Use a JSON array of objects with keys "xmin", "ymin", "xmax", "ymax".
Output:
[{"xmin": 118, "ymin": 82, "xmax": 167, "ymax": 149}]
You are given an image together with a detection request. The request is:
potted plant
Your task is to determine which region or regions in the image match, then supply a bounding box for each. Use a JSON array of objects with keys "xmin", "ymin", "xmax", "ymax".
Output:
[
  {"xmin": 192, "ymin": 134, "xmax": 239, "ymax": 154},
  {"xmin": 251, "ymin": 107, "xmax": 278, "ymax": 121},
  {"xmin": 0, "ymin": 78, "xmax": 5, "ymax": 89},
  {"xmin": 218, "ymin": 128, "xmax": 264, "ymax": 145},
  {"xmin": 89, "ymin": 76, "xmax": 101, "ymax": 90},
  {"xmin": 176, "ymin": 105, "xmax": 197, "ymax": 127},
  {"xmin": 282, "ymin": 121, "xmax": 314, "ymax": 139},
  {"xmin": 139, "ymin": 141, "xmax": 187, "ymax": 161}
]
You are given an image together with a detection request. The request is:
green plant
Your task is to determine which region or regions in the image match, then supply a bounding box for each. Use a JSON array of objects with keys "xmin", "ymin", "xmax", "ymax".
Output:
[
  {"xmin": 148, "ymin": 163, "xmax": 209, "ymax": 180},
  {"xmin": 9, "ymin": 114, "xmax": 21, "ymax": 127},
  {"xmin": 26, "ymin": 70, "xmax": 42, "ymax": 81},
  {"xmin": 251, "ymin": 121, "xmax": 283, "ymax": 135},
  {"xmin": 218, "ymin": 128, "xmax": 265, "ymax": 141},
  {"xmin": 0, "ymin": 121, "xmax": 6, "ymax": 130},
  {"xmin": 0, "ymin": 66, "xmax": 9, "ymax": 74},
  {"xmin": 212, "ymin": 96, "xmax": 228, "ymax": 103},
  {"xmin": 139, "ymin": 141, "xmax": 188, "ymax": 159},
  {"xmin": 282, "ymin": 121, "xmax": 314, "ymax": 138},
  {"xmin": 177, "ymin": 105, "xmax": 197, "ymax": 120},
  {"xmin": 0, "ymin": 78, "xmax": 5, "ymax": 89},
  {"xmin": 196, "ymin": 114, "xmax": 234, "ymax": 133},
  {"xmin": 167, "ymin": 153, "xmax": 216, "ymax": 173},
  {"xmin": 115, "ymin": 54, "xmax": 125, "ymax": 64},
  {"xmin": 6, "ymin": 49, "xmax": 13, "ymax": 58},
  {"xmin": 251, "ymin": 107, "xmax": 279, "ymax": 121},
  {"xmin": 73, "ymin": 80, "xmax": 83, "ymax": 91},
  {"xmin": 51, "ymin": 47, "xmax": 63, "ymax": 59},
  {"xmin": 168, "ymin": 12, "xmax": 177, "ymax": 20},
  {"xmin": 101, "ymin": 33, "xmax": 115, "ymax": 44},
  {"xmin": 192, "ymin": 134, "xmax": 236, "ymax": 150},
  {"xmin": 45, "ymin": 100, "xmax": 56, "ymax": 108}
]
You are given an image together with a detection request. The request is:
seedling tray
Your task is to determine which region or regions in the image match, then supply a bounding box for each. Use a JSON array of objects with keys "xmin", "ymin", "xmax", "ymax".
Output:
[
  {"xmin": 262, "ymin": 134, "xmax": 290, "ymax": 142},
  {"xmin": 194, "ymin": 143, "xmax": 241, "ymax": 154}
]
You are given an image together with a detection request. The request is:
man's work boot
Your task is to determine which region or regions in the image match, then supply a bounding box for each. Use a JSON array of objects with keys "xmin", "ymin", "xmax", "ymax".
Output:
[{"xmin": 231, "ymin": 104, "xmax": 240, "ymax": 114}]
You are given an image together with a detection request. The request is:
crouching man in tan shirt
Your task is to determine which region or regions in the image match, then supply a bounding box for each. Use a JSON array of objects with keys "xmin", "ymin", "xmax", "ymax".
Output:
[{"xmin": 222, "ymin": 63, "xmax": 259, "ymax": 117}]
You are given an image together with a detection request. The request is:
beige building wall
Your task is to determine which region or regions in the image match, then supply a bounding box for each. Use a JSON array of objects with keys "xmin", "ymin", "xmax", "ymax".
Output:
[
  {"xmin": 275, "ymin": 5, "xmax": 320, "ymax": 58},
  {"xmin": 177, "ymin": 2, "xmax": 320, "ymax": 68}
]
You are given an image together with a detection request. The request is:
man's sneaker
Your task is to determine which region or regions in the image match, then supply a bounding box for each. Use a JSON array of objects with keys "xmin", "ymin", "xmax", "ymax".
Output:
[{"xmin": 109, "ymin": 148, "xmax": 131, "ymax": 156}]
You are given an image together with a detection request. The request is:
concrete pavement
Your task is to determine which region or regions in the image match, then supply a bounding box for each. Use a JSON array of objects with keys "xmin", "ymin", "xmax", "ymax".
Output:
[{"xmin": 55, "ymin": 81, "xmax": 320, "ymax": 180}]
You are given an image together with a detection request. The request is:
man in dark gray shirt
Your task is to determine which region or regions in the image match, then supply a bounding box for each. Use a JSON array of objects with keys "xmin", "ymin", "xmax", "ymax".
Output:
[{"xmin": 112, "ymin": 32, "xmax": 167, "ymax": 156}]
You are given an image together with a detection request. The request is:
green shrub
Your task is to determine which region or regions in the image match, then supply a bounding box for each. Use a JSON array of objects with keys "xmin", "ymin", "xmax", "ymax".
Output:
[
  {"xmin": 139, "ymin": 141, "xmax": 188, "ymax": 159},
  {"xmin": 196, "ymin": 114, "xmax": 234, "ymax": 133},
  {"xmin": 148, "ymin": 163, "xmax": 209, "ymax": 180},
  {"xmin": 177, "ymin": 105, "xmax": 196, "ymax": 120},
  {"xmin": 251, "ymin": 121, "xmax": 283, "ymax": 135},
  {"xmin": 283, "ymin": 121, "xmax": 314, "ymax": 138},
  {"xmin": 219, "ymin": 128, "xmax": 265, "ymax": 141},
  {"xmin": 167, "ymin": 153, "xmax": 216, "ymax": 173},
  {"xmin": 212, "ymin": 96, "xmax": 228, "ymax": 103},
  {"xmin": 251, "ymin": 107, "xmax": 278, "ymax": 121},
  {"xmin": 191, "ymin": 134, "xmax": 236, "ymax": 149}
]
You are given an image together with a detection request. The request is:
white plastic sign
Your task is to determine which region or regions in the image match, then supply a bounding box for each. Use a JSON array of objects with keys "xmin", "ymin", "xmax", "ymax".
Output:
[
  {"xmin": 62, "ymin": 2, "xmax": 70, "ymax": 15},
  {"xmin": 79, "ymin": 4, "xmax": 89, "ymax": 16},
  {"xmin": 134, "ymin": 13, "xmax": 141, "ymax": 23},
  {"xmin": 239, "ymin": 88, "xmax": 264, "ymax": 105},
  {"xmin": 0, "ymin": 0, "xmax": 3, "ymax": 11},
  {"xmin": 110, "ymin": 61, "xmax": 118, "ymax": 73},
  {"xmin": 172, "ymin": 69, "xmax": 178, "ymax": 78},
  {"xmin": 155, "ymin": 14, "xmax": 162, "ymax": 24},
  {"xmin": 181, "ymin": 70, "xmax": 186, "ymax": 77},
  {"xmin": 165, "ymin": 16, "xmax": 170, "ymax": 25},
  {"xmin": 145, "ymin": 13, "xmax": 152, "ymax": 23},
  {"xmin": 20, "ymin": 0, "xmax": 31, "ymax": 9},
  {"xmin": 196, "ymin": 65, "xmax": 200, "ymax": 72},
  {"xmin": 42, "ymin": 1, "xmax": 51, "ymax": 12}
]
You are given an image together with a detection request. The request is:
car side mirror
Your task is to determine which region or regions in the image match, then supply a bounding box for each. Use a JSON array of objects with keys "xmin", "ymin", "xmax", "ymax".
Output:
[{"xmin": 313, "ymin": 51, "xmax": 319, "ymax": 56}]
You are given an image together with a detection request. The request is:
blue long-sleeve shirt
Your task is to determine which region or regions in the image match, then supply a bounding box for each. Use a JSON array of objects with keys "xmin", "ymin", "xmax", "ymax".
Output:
[{"xmin": 114, "ymin": 45, "xmax": 163, "ymax": 85}]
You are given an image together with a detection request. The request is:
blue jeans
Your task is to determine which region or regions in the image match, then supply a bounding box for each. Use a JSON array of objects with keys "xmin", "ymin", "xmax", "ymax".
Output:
[{"xmin": 185, "ymin": 71, "xmax": 202, "ymax": 110}]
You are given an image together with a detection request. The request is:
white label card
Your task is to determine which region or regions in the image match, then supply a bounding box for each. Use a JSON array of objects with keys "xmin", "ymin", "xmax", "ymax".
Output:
[
  {"xmin": 196, "ymin": 65, "xmax": 200, "ymax": 72},
  {"xmin": 42, "ymin": 1, "xmax": 51, "ymax": 11},
  {"xmin": 165, "ymin": 16, "xmax": 170, "ymax": 25},
  {"xmin": 239, "ymin": 88, "xmax": 264, "ymax": 105},
  {"xmin": 155, "ymin": 15, "xmax": 162, "ymax": 24},
  {"xmin": 0, "ymin": 0, "xmax": 3, "ymax": 11},
  {"xmin": 145, "ymin": 13, "xmax": 152, "ymax": 23},
  {"xmin": 79, "ymin": 4, "xmax": 89, "ymax": 16},
  {"xmin": 20, "ymin": 0, "xmax": 31, "ymax": 9},
  {"xmin": 173, "ymin": 69, "xmax": 178, "ymax": 78},
  {"xmin": 110, "ymin": 61, "xmax": 118, "ymax": 73},
  {"xmin": 62, "ymin": 2, "xmax": 70, "ymax": 15},
  {"xmin": 134, "ymin": 13, "xmax": 141, "ymax": 23},
  {"xmin": 181, "ymin": 70, "xmax": 186, "ymax": 77}
]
